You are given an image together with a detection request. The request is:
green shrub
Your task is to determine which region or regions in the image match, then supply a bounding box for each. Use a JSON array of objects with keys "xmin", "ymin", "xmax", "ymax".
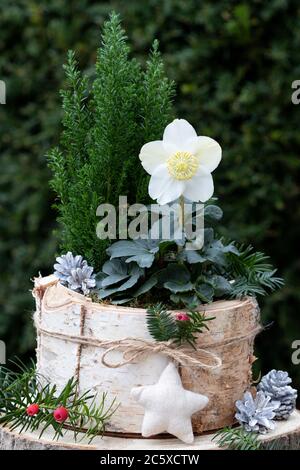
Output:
[{"xmin": 48, "ymin": 13, "xmax": 174, "ymax": 270}]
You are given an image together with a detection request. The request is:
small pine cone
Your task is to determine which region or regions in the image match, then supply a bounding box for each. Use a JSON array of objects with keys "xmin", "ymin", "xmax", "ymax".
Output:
[
  {"xmin": 258, "ymin": 370, "xmax": 297, "ymax": 420},
  {"xmin": 54, "ymin": 252, "xmax": 87, "ymax": 284},
  {"xmin": 67, "ymin": 266, "xmax": 96, "ymax": 295},
  {"xmin": 235, "ymin": 391, "xmax": 280, "ymax": 434},
  {"xmin": 54, "ymin": 252, "xmax": 95, "ymax": 295}
]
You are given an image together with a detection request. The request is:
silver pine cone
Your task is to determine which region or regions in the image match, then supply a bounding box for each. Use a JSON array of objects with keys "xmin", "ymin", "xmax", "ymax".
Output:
[
  {"xmin": 54, "ymin": 252, "xmax": 96, "ymax": 295},
  {"xmin": 235, "ymin": 391, "xmax": 280, "ymax": 434},
  {"xmin": 258, "ymin": 370, "xmax": 297, "ymax": 420}
]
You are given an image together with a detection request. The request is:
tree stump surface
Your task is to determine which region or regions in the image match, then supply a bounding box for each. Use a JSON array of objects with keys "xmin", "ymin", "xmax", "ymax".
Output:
[{"xmin": 1, "ymin": 410, "xmax": 300, "ymax": 450}]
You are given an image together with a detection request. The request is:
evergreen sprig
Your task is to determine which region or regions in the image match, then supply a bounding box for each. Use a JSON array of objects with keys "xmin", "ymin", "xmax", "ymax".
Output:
[
  {"xmin": 213, "ymin": 425, "xmax": 284, "ymax": 450},
  {"xmin": 146, "ymin": 303, "xmax": 177, "ymax": 342},
  {"xmin": 0, "ymin": 361, "xmax": 118, "ymax": 443},
  {"xmin": 146, "ymin": 304, "xmax": 214, "ymax": 348},
  {"xmin": 227, "ymin": 245, "xmax": 284, "ymax": 297},
  {"xmin": 175, "ymin": 310, "xmax": 215, "ymax": 348},
  {"xmin": 213, "ymin": 426, "xmax": 261, "ymax": 450}
]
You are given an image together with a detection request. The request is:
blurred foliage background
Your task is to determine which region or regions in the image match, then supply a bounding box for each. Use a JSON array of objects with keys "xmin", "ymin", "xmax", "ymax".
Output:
[{"xmin": 0, "ymin": 0, "xmax": 300, "ymax": 390}]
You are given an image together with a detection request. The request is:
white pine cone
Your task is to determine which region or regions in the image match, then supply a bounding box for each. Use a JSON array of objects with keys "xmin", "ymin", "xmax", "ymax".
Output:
[
  {"xmin": 54, "ymin": 252, "xmax": 95, "ymax": 295},
  {"xmin": 235, "ymin": 391, "xmax": 280, "ymax": 434},
  {"xmin": 67, "ymin": 266, "xmax": 96, "ymax": 295},
  {"xmin": 258, "ymin": 370, "xmax": 297, "ymax": 420}
]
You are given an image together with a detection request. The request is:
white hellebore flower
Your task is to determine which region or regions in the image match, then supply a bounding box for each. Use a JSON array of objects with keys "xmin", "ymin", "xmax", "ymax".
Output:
[{"xmin": 139, "ymin": 118, "xmax": 222, "ymax": 205}]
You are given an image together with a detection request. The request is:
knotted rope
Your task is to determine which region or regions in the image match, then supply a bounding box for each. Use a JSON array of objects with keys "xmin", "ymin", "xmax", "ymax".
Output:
[
  {"xmin": 101, "ymin": 338, "xmax": 222, "ymax": 369},
  {"xmin": 34, "ymin": 313, "xmax": 262, "ymax": 371}
]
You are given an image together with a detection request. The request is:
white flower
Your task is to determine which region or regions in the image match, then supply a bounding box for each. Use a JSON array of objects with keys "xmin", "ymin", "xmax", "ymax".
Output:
[{"xmin": 139, "ymin": 118, "xmax": 222, "ymax": 205}]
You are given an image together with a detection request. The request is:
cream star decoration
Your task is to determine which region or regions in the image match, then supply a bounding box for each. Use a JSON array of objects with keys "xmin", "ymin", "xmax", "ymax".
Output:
[{"xmin": 131, "ymin": 362, "xmax": 209, "ymax": 444}]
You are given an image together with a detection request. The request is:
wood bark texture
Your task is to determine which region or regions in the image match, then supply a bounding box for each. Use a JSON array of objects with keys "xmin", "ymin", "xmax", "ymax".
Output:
[{"xmin": 33, "ymin": 275, "xmax": 261, "ymax": 435}]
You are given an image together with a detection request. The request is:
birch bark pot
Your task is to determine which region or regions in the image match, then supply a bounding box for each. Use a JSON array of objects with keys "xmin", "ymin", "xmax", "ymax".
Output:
[{"xmin": 33, "ymin": 275, "xmax": 261, "ymax": 435}]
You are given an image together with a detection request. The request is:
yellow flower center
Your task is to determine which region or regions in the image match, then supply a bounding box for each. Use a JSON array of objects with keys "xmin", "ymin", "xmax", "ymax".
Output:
[{"xmin": 167, "ymin": 151, "xmax": 199, "ymax": 181}]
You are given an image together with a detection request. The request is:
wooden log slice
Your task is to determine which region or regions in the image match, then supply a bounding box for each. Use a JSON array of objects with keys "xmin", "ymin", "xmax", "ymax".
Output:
[{"xmin": 1, "ymin": 410, "xmax": 300, "ymax": 450}]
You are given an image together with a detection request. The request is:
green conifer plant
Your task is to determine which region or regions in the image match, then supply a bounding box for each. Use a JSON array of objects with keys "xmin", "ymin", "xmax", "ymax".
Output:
[{"xmin": 48, "ymin": 12, "xmax": 175, "ymax": 270}]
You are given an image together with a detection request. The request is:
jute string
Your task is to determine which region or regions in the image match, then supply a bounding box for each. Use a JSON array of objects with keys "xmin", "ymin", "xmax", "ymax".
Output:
[{"xmin": 34, "ymin": 313, "xmax": 262, "ymax": 371}]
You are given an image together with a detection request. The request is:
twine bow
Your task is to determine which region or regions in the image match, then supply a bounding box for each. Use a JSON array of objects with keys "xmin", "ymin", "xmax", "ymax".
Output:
[{"xmin": 100, "ymin": 338, "xmax": 222, "ymax": 369}]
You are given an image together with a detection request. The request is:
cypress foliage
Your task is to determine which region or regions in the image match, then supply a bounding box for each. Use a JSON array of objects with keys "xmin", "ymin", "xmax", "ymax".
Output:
[
  {"xmin": 137, "ymin": 40, "xmax": 175, "ymax": 203},
  {"xmin": 48, "ymin": 13, "xmax": 175, "ymax": 270},
  {"xmin": 90, "ymin": 14, "xmax": 141, "ymax": 206}
]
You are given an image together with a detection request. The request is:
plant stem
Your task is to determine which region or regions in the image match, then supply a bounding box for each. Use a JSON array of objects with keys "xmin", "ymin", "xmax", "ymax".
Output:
[{"xmin": 178, "ymin": 195, "xmax": 185, "ymax": 253}]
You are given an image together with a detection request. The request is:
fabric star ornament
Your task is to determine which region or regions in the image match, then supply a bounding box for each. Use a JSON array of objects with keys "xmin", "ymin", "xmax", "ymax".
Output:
[
  {"xmin": 131, "ymin": 362, "xmax": 209, "ymax": 443},
  {"xmin": 139, "ymin": 118, "xmax": 222, "ymax": 205}
]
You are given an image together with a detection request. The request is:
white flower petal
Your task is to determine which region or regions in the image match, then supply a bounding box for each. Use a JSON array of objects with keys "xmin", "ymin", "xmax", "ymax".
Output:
[
  {"xmin": 148, "ymin": 164, "xmax": 184, "ymax": 205},
  {"xmin": 157, "ymin": 180, "xmax": 184, "ymax": 205},
  {"xmin": 163, "ymin": 119, "xmax": 197, "ymax": 150},
  {"xmin": 183, "ymin": 168, "xmax": 214, "ymax": 202},
  {"xmin": 187, "ymin": 136, "xmax": 222, "ymax": 172},
  {"xmin": 148, "ymin": 165, "xmax": 171, "ymax": 199},
  {"xmin": 139, "ymin": 141, "xmax": 169, "ymax": 175}
]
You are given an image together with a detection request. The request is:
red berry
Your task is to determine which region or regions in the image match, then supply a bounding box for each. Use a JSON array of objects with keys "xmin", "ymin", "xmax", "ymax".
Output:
[
  {"xmin": 53, "ymin": 406, "xmax": 69, "ymax": 423},
  {"xmin": 26, "ymin": 404, "xmax": 40, "ymax": 416},
  {"xmin": 176, "ymin": 312, "xmax": 190, "ymax": 321}
]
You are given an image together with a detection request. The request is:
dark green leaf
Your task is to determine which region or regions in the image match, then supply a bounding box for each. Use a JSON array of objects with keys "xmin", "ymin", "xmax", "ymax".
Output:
[
  {"xmin": 97, "ymin": 260, "xmax": 144, "ymax": 298},
  {"xmin": 204, "ymin": 204, "xmax": 223, "ymax": 221},
  {"xmin": 133, "ymin": 275, "xmax": 158, "ymax": 297},
  {"xmin": 170, "ymin": 293, "xmax": 199, "ymax": 309},
  {"xmin": 159, "ymin": 264, "xmax": 193, "ymax": 293},
  {"xmin": 195, "ymin": 282, "xmax": 214, "ymax": 302},
  {"xmin": 107, "ymin": 239, "xmax": 160, "ymax": 268},
  {"xmin": 211, "ymin": 275, "xmax": 233, "ymax": 296},
  {"xmin": 204, "ymin": 239, "xmax": 227, "ymax": 266},
  {"xmin": 179, "ymin": 249, "xmax": 207, "ymax": 264}
]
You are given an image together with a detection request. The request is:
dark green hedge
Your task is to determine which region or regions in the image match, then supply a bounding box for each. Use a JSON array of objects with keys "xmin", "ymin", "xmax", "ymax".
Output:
[{"xmin": 1, "ymin": 0, "xmax": 300, "ymax": 389}]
